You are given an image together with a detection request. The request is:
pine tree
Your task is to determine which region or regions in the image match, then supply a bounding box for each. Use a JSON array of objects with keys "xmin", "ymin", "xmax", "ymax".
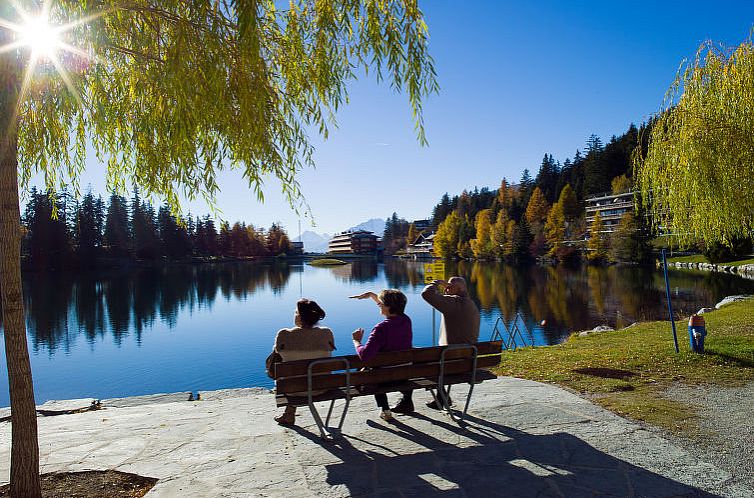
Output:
[{"xmin": 104, "ymin": 194, "xmax": 130, "ymax": 257}]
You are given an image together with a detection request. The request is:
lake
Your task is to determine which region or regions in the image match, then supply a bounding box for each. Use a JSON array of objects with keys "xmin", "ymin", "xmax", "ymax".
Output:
[{"xmin": 2, "ymin": 259, "xmax": 753, "ymax": 407}]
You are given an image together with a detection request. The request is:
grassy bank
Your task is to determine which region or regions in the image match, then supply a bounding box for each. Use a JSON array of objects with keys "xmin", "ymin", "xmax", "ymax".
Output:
[
  {"xmin": 667, "ymin": 254, "xmax": 754, "ymax": 266},
  {"xmin": 497, "ymin": 299, "xmax": 754, "ymax": 434}
]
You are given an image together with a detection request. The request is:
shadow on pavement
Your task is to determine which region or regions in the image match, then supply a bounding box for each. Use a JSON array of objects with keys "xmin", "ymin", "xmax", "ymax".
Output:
[{"xmin": 289, "ymin": 411, "xmax": 719, "ymax": 497}]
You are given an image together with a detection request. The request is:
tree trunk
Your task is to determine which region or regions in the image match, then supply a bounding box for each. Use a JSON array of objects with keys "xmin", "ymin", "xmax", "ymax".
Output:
[{"xmin": 0, "ymin": 21, "xmax": 42, "ymax": 498}]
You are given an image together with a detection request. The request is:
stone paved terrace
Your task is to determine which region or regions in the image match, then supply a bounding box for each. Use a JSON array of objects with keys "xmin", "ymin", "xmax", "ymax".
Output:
[{"xmin": 1, "ymin": 377, "xmax": 751, "ymax": 497}]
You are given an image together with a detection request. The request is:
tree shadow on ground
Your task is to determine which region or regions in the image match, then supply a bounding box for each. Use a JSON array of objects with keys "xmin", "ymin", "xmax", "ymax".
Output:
[
  {"xmin": 289, "ymin": 411, "xmax": 720, "ymax": 497},
  {"xmin": 572, "ymin": 367, "xmax": 637, "ymax": 379}
]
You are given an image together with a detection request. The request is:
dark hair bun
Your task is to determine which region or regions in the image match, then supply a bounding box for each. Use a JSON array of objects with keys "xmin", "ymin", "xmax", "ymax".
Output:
[{"xmin": 297, "ymin": 299, "xmax": 326, "ymax": 327}]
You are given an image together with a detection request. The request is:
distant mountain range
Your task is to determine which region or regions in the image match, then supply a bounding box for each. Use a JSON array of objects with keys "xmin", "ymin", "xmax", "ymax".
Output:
[{"xmin": 294, "ymin": 218, "xmax": 386, "ymax": 253}]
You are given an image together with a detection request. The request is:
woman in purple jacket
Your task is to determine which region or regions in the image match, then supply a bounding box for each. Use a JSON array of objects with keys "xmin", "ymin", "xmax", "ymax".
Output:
[{"xmin": 349, "ymin": 289, "xmax": 414, "ymax": 421}]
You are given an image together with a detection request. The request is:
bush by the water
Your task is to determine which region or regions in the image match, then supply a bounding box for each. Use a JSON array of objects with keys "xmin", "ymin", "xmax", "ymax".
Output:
[
  {"xmin": 308, "ymin": 259, "xmax": 348, "ymax": 266},
  {"xmin": 703, "ymin": 237, "xmax": 753, "ymax": 263}
]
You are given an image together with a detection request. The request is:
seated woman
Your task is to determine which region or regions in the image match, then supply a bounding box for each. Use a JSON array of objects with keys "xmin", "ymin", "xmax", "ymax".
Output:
[
  {"xmin": 350, "ymin": 289, "xmax": 414, "ymax": 421},
  {"xmin": 272, "ymin": 298, "xmax": 335, "ymax": 426}
]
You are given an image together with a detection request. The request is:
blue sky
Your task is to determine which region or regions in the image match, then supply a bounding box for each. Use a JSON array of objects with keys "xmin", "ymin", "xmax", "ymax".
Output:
[{"xmin": 35, "ymin": 0, "xmax": 754, "ymax": 236}]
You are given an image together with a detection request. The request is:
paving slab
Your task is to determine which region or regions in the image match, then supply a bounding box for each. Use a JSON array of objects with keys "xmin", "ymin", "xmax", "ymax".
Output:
[{"xmin": 0, "ymin": 377, "xmax": 751, "ymax": 497}]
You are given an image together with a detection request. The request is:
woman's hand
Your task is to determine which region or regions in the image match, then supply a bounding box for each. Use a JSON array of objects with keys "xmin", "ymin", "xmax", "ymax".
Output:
[
  {"xmin": 352, "ymin": 328, "xmax": 364, "ymax": 342},
  {"xmin": 349, "ymin": 291, "xmax": 376, "ymax": 300}
]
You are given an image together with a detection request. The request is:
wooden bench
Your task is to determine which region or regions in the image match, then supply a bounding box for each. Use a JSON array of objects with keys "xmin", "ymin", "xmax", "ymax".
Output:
[{"xmin": 272, "ymin": 341, "xmax": 503, "ymax": 438}]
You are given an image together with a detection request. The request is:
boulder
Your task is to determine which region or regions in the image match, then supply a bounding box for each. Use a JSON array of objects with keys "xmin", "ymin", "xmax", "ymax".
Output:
[
  {"xmin": 696, "ymin": 307, "xmax": 715, "ymax": 315},
  {"xmin": 715, "ymin": 295, "xmax": 753, "ymax": 309}
]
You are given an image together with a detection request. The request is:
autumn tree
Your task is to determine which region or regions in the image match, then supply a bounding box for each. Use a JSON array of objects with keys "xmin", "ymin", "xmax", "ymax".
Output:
[
  {"xmin": 544, "ymin": 201, "xmax": 566, "ymax": 258},
  {"xmin": 635, "ymin": 37, "xmax": 754, "ymax": 246},
  {"xmin": 558, "ymin": 184, "xmax": 579, "ymax": 222},
  {"xmin": 586, "ymin": 211, "xmax": 608, "ymax": 263},
  {"xmin": 470, "ymin": 208, "xmax": 494, "ymax": 259},
  {"xmin": 525, "ymin": 187, "xmax": 550, "ymax": 257},
  {"xmin": 434, "ymin": 211, "xmax": 462, "ymax": 259},
  {"xmin": 0, "ymin": 2, "xmax": 437, "ymax": 495},
  {"xmin": 611, "ymin": 174, "xmax": 632, "ymax": 195}
]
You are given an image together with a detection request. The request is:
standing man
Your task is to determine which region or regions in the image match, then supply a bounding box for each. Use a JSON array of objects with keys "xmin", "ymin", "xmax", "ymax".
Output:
[{"xmin": 421, "ymin": 276, "xmax": 480, "ymax": 409}]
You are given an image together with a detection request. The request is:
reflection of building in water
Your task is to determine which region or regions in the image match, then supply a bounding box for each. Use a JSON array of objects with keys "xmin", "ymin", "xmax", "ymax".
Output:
[
  {"xmin": 327, "ymin": 261, "xmax": 378, "ymax": 282},
  {"xmin": 585, "ymin": 191, "xmax": 634, "ymax": 234},
  {"xmin": 328, "ymin": 230, "xmax": 379, "ymax": 254}
]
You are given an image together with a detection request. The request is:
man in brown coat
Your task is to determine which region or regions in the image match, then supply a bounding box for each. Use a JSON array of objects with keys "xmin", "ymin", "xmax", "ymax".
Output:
[{"xmin": 421, "ymin": 276, "xmax": 480, "ymax": 409}]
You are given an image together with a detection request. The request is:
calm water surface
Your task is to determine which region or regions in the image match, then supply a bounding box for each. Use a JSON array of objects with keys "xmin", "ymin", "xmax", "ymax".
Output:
[{"xmin": 2, "ymin": 259, "xmax": 753, "ymax": 406}]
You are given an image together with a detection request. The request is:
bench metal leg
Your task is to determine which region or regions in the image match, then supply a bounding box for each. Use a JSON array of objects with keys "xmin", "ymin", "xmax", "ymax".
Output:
[
  {"xmin": 439, "ymin": 345, "xmax": 477, "ymax": 425},
  {"xmin": 307, "ymin": 358, "xmax": 351, "ymax": 439}
]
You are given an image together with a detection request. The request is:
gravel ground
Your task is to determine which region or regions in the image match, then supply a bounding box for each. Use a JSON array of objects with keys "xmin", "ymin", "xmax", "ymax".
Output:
[{"xmin": 664, "ymin": 382, "xmax": 754, "ymax": 490}]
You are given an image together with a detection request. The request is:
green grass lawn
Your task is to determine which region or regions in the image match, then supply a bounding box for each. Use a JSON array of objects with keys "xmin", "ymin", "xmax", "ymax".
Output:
[{"xmin": 497, "ymin": 299, "xmax": 754, "ymax": 434}]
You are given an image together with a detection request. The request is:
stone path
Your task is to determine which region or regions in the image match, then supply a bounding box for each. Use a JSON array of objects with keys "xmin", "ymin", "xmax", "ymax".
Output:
[{"xmin": 1, "ymin": 378, "xmax": 750, "ymax": 497}]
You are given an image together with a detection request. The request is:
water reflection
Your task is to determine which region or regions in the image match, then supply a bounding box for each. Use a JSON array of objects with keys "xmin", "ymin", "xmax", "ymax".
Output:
[
  {"xmin": 15, "ymin": 262, "xmax": 294, "ymax": 353},
  {"xmin": 1, "ymin": 260, "xmax": 753, "ymax": 405}
]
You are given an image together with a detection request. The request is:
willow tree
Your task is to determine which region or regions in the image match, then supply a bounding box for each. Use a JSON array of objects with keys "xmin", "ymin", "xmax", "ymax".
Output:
[
  {"xmin": 0, "ymin": 1, "xmax": 437, "ymax": 496},
  {"xmin": 635, "ymin": 37, "xmax": 754, "ymax": 246}
]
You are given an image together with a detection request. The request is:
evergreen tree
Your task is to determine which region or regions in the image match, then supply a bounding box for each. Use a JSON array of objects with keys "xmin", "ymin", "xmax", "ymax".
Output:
[
  {"xmin": 104, "ymin": 193, "xmax": 130, "ymax": 257},
  {"xmin": 431, "ymin": 193, "xmax": 453, "ymax": 228},
  {"xmin": 131, "ymin": 191, "xmax": 161, "ymax": 260},
  {"xmin": 218, "ymin": 221, "xmax": 232, "ymax": 256},
  {"xmin": 75, "ymin": 191, "xmax": 102, "ymax": 263},
  {"xmin": 535, "ymin": 153, "xmax": 560, "ymax": 203},
  {"xmin": 266, "ymin": 223, "xmax": 291, "ymax": 255}
]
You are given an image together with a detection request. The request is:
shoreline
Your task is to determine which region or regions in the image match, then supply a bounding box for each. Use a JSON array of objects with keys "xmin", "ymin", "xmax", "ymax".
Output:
[{"xmin": 662, "ymin": 260, "xmax": 754, "ymax": 280}]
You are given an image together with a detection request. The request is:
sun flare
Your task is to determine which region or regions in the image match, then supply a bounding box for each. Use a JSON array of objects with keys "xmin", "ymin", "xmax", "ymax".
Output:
[{"xmin": 19, "ymin": 15, "xmax": 61, "ymax": 60}]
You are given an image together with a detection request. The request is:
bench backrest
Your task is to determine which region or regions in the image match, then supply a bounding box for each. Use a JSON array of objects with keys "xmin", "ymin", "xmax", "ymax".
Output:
[{"xmin": 274, "ymin": 341, "xmax": 503, "ymax": 394}]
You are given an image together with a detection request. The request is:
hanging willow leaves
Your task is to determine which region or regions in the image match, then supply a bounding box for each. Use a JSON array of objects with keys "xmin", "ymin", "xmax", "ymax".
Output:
[
  {"xmin": 634, "ymin": 36, "xmax": 754, "ymax": 246},
  {"xmin": 2, "ymin": 2, "xmax": 438, "ymax": 497},
  {"xmin": 18, "ymin": 0, "xmax": 439, "ymax": 214}
]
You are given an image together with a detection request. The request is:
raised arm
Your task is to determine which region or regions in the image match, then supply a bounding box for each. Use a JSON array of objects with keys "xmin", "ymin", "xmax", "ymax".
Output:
[
  {"xmin": 349, "ymin": 291, "xmax": 381, "ymax": 305},
  {"xmin": 421, "ymin": 281, "xmax": 454, "ymax": 313}
]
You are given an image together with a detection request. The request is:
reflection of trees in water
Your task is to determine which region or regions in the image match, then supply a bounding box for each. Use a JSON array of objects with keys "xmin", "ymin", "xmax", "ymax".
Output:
[
  {"xmin": 327, "ymin": 261, "xmax": 380, "ymax": 284},
  {"xmin": 24, "ymin": 273, "xmax": 75, "ymax": 353},
  {"xmin": 384, "ymin": 259, "xmax": 422, "ymax": 288},
  {"xmin": 449, "ymin": 261, "xmax": 754, "ymax": 343},
  {"xmin": 14, "ymin": 262, "xmax": 293, "ymax": 352},
  {"xmin": 10, "ymin": 261, "xmax": 754, "ymax": 352}
]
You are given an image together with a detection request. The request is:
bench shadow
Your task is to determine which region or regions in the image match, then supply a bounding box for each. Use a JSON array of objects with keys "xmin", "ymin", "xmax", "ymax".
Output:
[{"xmin": 288, "ymin": 412, "xmax": 721, "ymax": 498}]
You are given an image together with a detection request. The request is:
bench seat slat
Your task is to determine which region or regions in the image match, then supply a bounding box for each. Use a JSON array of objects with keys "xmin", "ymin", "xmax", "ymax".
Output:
[{"xmin": 276, "ymin": 369, "xmax": 499, "ymax": 407}]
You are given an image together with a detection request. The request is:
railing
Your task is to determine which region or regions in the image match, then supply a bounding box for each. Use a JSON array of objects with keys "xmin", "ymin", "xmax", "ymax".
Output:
[{"xmin": 489, "ymin": 312, "xmax": 534, "ymax": 350}]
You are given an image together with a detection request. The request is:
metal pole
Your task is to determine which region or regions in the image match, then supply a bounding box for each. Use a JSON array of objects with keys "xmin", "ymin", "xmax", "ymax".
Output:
[
  {"xmin": 432, "ymin": 308, "xmax": 436, "ymax": 346},
  {"xmin": 661, "ymin": 249, "xmax": 679, "ymax": 353}
]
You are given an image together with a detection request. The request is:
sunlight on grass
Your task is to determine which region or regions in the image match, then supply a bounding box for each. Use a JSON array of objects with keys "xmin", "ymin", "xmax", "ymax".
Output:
[{"xmin": 498, "ymin": 299, "xmax": 754, "ymax": 434}]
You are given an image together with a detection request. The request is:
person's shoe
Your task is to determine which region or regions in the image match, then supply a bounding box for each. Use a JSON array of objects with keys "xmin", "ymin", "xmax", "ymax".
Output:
[
  {"xmin": 275, "ymin": 407, "xmax": 296, "ymax": 426},
  {"xmin": 426, "ymin": 397, "xmax": 453, "ymax": 410},
  {"xmin": 392, "ymin": 399, "xmax": 415, "ymax": 414},
  {"xmin": 379, "ymin": 409, "xmax": 393, "ymax": 422},
  {"xmin": 274, "ymin": 413, "xmax": 295, "ymax": 426}
]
